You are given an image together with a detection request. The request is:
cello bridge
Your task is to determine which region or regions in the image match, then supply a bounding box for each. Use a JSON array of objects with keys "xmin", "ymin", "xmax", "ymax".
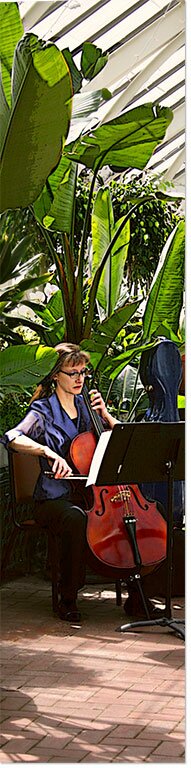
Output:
[{"xmin": 111, "ymin": 489, "xmax": 131, "ymax": 503}]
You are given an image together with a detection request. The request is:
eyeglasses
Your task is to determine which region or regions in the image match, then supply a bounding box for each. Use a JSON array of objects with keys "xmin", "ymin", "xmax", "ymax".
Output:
[{"xmin": 60, "ymin": 367, "xmax": 88, "ymax": 380}]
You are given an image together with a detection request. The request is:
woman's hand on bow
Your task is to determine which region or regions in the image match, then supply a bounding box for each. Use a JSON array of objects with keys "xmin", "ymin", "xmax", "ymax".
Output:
[{"xmin": 44, "ymin": 446, "xmax": 73, "ymax": 479}]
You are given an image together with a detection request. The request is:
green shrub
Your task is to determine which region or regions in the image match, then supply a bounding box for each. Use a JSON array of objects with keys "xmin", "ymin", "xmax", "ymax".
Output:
[{"xmin": 0, "ymin": 392, "xmax": 28, "ymax": 435}]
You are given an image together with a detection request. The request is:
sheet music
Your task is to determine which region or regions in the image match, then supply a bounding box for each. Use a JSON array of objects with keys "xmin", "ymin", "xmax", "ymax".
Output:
[{"xmin": 86, "ymin": 431, "xmax": 112, "ymax": 486}]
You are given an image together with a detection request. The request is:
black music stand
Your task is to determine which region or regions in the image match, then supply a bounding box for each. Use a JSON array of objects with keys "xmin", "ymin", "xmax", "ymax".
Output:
[{"xmin": 93, "ymin": 422, "xmax": 185, "ymax": 640}]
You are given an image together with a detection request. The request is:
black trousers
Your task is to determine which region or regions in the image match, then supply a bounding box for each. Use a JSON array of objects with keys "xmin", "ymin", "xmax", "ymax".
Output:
[{"xmin": 34, "ymin": 498, "xmax": 87, "ymax": 601}]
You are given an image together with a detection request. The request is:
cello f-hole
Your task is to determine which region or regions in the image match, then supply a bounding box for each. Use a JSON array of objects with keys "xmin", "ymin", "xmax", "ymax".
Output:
[
  {"xmin": 129, "ymin": 486, "xmax": 149, "ymax": 510},
  {"xmin": 95, "ymin": 488, "xmax": 109, "ymax": 516}
]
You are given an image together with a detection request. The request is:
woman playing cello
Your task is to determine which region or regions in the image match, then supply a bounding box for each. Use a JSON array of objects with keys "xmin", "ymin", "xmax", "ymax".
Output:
[{"xmin": 1, "ymin": 343, "xmax": 118, "ymax": 622}]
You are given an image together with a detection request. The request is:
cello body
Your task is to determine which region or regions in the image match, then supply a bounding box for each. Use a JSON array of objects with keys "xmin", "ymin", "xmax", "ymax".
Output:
[{"xmin": 70, "ymin": 430, "xmax": 167, "ymax": 577}]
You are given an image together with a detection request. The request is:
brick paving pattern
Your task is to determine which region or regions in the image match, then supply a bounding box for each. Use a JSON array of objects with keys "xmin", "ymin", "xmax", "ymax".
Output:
[{"xmin": 0, "ymin": 576, "xmax": 185, "ymax": 763}]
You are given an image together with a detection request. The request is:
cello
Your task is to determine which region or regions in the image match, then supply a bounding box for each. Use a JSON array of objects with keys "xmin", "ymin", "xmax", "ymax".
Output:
[{"xmin": 69, "ymin": 381, "xmax": 167, "ymax": 581}]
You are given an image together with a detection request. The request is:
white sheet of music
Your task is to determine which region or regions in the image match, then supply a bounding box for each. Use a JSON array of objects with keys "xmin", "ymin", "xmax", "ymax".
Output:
[{"xmin": 86, "ymin": 431, "xmax": 112, "ymax": 486}]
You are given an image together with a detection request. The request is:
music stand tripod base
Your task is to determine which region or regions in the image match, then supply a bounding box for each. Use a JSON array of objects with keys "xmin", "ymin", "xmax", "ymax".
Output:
[{"xmin": 117, "ymin": 616, "xmax": 185, "ymax": 640}]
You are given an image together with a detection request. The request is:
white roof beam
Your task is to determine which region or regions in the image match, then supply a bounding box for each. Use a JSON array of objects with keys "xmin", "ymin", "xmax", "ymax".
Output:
[
  {"xmin": 21, "ymin": 2, "xmax": 67, "ymax": 30},
  {"xmin": 157, "ymin": 103, "xmax": 185, "ymax": 146},
  {"xmin": 113, "ymin": 55, "xmax": 184, "ymax": 104},
  {"xmin": 82, "ymin": 2, "xmax": 185, "ymax": 92},
  {"xmin": 51, "ymin": 0, "xmax": 126, "ymax": 43},
  {"xmin": 97, "ymin": 32, "xmax": 184, "ymax": 123},
  {"xmin": 161, "ymin": 147, "xmax": 185, "ymax": 181}
]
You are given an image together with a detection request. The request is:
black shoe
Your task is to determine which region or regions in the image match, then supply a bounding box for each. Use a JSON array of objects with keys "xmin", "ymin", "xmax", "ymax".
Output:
[{"xmin": 57, "ymin": 599, "xmax": 81, "ymax": 623}]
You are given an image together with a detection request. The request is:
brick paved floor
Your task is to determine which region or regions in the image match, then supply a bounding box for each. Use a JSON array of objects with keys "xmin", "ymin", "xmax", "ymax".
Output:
[{"xmin": 0, "ymin": 576, "xmax": 185, "ymax": 763}]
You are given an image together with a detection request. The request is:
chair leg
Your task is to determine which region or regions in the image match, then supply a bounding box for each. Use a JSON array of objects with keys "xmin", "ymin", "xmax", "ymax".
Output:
[
  {"xmin": 48, "ymin": 532, "xmax": 59, "ymax": 612},
  {"xmin": 51, "ymin": 580, "xmax": 59, "ymax": 612},
  {"xmin": 24, "ymin": 528, "xmax": 36, "ymax": 574},
  {"xmin": 0, "ymin": 527, "xmax": 18, "ymax": 578},
  {"xmin": 115, "ymin": 580, "xmax": 122, "ymax": 605}
]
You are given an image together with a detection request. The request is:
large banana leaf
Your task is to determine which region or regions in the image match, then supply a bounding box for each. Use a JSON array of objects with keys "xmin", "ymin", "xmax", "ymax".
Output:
[
  {"xmin": 143, "ymin": 220, "xmax": 185, "ymax": 339},
  {"xmin": 62, "ymin": 48, "xmax": 82, "ymax": 94},
  {"xmin": 0, "ymin": 322, "xmax": 25, "ymax": 346},
  {"xmin": 65, "ymin": 104, "xmax": 173, "ymax": 171},
  {"xmin": 0, "ymin": 234, "xmax": 33, "ymax": 282},
  {"xmin": 81, "ymin": 42, "xmax": 108, "ymax": 81},
  {"xmin": 1, "ymin": 253, "xmax": 43, "ymax": 286},
  {"xmin": 81, "ymin": 300, "xmax": 141, "ymax": 370},
  {"xmin": 0, "ymin": 230, "xmax": 54, "ymax": 328},
  {"xmin": 99, "ymin": 341, "xmax": 157, "ymax": 381},
  {"xmin": 91, "ymin": 188, "xmax": 130, "ymax": 314},
  {"xmin": 71, "ymin": 88, "xmax": 111, "ymax": 122},
  {"xmin": 33, "ymin": 156, "xmax": 77, "ymax": 233},
  {"xmin": 0, "ymin": 312, "xmax": 57, "ymax": 343},
  {"xmin": 62, "ymin": 42, "xmax": 108, "ymax": 93},
  {"xmin": 23, "ymin": 289, "xmax": 65, "ymax": 345},
  {"xmin": 0, "ymin": 344, "xmax": 58, "ymax": 390},
  {"xmin": 0, "ymin": 272, "xmax": 53, "ymax": 307},
  {"xmin": 0, "ymin": 31, "xmax": 73, "ymax": 211},
  {"xmin": 0, "ymin": 76, "xmax": 10, "ymax": 150},
  {"xmin": 0, "ymin": 2, "xmax": 23, "ymax": 107},
  {"xmin": 83, "ymin": 197, "xmax": 152, "ymax": 339},
  {"xmin": 24, "ymin": 290, "xmax": 64, "ymax": 325},
  {"xmin": 145, "ymin": 320, "xmax": 182, "ymax": 345},
  {"xmin": 33, "ymin": 90, "xmax": 111, "ymax": 232}
]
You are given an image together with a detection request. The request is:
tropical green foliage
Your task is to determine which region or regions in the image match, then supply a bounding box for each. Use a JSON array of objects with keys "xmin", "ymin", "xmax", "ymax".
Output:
[
  {"xmin": 0, "ymin": 1, "xmax": 23, "ymax": 108},
  {"xmin": 107, "ymin": 174, "xmax": 182, "ymax": 294},
  {"xmin": 0, "ymin": 33, "xmax": 72, "ymax": 210},
  {"xmin": 0, "ymin": 1, "xmax": 112, "ymax": 351},
  {"xmin": 0, "ymin": 103, "xmax": 173, "ymax": 361},
  {"xmin": 0, "ymin": 207, "xmax": 50, "ymax": 257},
  {"xmin": 51, "ymin": 170, "xmax": 182, "ymax": 285},
  {"xmin": 0, "ymin": 1, "xmax": 184, "ymax": 403},
  {"xmin": 65, "ymin": 104, "xmax": 173, "ymax": 171},
  {"xmin": 23, "ymin": 290, "xmax": 66, "ymax": 347},
  {"xmin": 0, "ymin": 344, "xmax": 58, "ymax": 391},
  {"xmin": 0, "ymin": 2, "xmax": 111, "ymax": 213},
  {"xmin": 80, "ymin": 219, "xmax": 184, "ymax": 400},
  {"xmin": 32, "ymin": 103, "xmax": 173, "ymax": 348},
  {"xmin": 91, "ymin": 188, "xmax": 130, "ymax": 316},
  {"xmin": 0, "ymin": 391, "xmax": 29, "ymax": 435},
  {"xmin": 0, "ymin": 217, "xmax": 54, "ymax": 345},
  {"xmin": 143, "ymin": 220, "xmax": 185, "ymax": 339}
]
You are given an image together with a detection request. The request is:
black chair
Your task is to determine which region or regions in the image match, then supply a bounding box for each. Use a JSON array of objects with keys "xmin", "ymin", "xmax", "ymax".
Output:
[{"xmin": 1, "ymin": 451, "xmax": 59, "ymax": 612}]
